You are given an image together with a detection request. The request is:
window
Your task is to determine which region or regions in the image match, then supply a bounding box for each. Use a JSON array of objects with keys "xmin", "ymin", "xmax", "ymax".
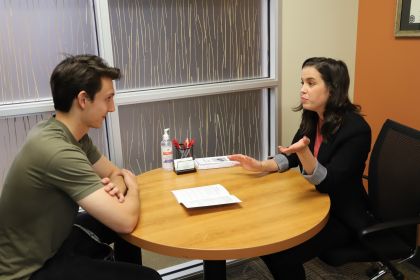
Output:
[
  {"xmin": 108, "ymin": 0, "xmax": 268, "ymax": 90},
  {"xmin": 98, "ymin": 0, "xmax": 277, "ymax": 170},
  {"xmin": 0, "ymin": 0, "xmax": 97, "ymax": 104},
  {"xmin": 119, "ymin": 90, "xmax": 265, "ymax": 174}
]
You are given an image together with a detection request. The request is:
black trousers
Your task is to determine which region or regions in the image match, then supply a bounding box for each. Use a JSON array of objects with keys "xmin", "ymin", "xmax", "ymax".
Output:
[
  {"xmin": 261, "ymin": 216, "xmax": 355, "ymax": 280},
  {"xmin": 30, "ymin": 212, "xmax": 161, "ymax": 280}
]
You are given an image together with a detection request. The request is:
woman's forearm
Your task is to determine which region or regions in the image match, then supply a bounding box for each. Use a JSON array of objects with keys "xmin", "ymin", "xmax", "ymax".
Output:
[
  {"xmin": 296, "ymin": 147, "xmax": 317, "ymax": 175},
  {"xmin": 261, "ymin": 159, "xmax": 281, "ymax": 172}
]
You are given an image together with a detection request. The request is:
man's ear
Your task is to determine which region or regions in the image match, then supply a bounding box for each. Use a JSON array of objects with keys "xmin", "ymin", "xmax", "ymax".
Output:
[{"xmin": 76, "ymin": 91, "xmax": 89, "ymax": 109}]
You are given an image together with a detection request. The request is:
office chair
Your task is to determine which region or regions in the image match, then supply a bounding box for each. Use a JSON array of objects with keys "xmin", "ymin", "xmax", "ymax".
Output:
[{"xmin": 320, "ymin": 119, "xmax": 420, "ymax": 280}]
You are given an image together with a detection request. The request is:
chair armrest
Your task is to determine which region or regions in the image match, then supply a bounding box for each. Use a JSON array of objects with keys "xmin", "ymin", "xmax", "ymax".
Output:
[{"xmin": 359, "ymin": 216, "xmax": 420, "ymax": 238}]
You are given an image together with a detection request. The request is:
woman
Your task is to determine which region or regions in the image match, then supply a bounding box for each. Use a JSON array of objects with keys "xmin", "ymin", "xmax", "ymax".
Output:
[{"xmin": 229, "ymin": 57, "xmax": 372, "ymax": 279}]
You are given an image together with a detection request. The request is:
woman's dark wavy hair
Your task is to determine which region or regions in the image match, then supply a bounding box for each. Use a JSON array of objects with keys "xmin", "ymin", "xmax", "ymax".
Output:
[
  {"xmin": 293, "ymin": 57, "xmax": 362, "ymax": 141},
  {"xmin": 50, "ymin": 54, "xmax": 121, "ymax": 112}
]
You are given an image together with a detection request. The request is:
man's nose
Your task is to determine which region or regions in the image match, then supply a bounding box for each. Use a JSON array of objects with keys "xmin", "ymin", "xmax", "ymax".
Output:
[{"xmin": 109, "ymin": 100, "xmax": 115, "ymax": 112}]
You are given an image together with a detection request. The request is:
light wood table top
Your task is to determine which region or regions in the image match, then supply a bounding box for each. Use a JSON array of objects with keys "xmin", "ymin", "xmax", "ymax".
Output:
[{"xmin": 123, "ymin": 166, "xmax": 330, "ymax": 261}]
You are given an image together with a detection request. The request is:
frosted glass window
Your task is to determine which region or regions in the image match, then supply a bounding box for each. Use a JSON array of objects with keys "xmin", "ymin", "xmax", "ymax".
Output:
[
  {"xmin": 108, "ymin": 0, "xmax": 268, "ymax": 90},
  {"xmin": 0, "ymin": 113, "xmax": 108, "ymax": 191},
  {"xmin": 118, "ymin": 90, "xmax": 264, "ymax": 174},
  {"xmin": 0, "ymin": 0, "xmax": 97, "ymax": 104}
]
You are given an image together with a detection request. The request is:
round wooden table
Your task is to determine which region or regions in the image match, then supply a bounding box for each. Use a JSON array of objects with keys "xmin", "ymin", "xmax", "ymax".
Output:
[{"xmin": 123, "ymin": 166, "xmax": 330, "ymax": 279}]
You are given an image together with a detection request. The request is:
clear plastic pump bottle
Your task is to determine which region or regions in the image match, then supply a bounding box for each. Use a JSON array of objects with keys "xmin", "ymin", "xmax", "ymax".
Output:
[{"xmin": 161, "ymin": 128, "xmax": 173, "ymax": 171}]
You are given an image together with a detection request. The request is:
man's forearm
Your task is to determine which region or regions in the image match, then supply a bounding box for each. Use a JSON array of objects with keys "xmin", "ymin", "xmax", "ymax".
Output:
[{"xmin": 124, "ymin": 186, "xmax": 140, "ymax": 222}]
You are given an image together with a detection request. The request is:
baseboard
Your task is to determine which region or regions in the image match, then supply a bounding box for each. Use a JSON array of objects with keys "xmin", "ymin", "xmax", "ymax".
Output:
[{"xmin": 157, "ymin": 259, "xmax": 242, "ymax": 279}]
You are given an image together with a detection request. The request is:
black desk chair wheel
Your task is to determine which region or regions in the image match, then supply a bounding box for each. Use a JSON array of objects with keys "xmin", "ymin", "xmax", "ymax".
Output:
[{"xmin": 320, "ymin": 119, "xmax": 420, "ymax": 280}]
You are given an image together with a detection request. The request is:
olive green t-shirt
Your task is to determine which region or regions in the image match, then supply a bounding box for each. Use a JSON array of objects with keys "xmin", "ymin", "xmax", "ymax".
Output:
[{"xmin": 0, "ymin": 117, "xmax": 103, "ymax": 280}]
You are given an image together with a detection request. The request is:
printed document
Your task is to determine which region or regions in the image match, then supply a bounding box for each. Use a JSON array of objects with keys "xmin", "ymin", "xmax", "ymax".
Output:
[{"xmin": 172, "ymin": 184, "xmax": 241, "ymax": 208}]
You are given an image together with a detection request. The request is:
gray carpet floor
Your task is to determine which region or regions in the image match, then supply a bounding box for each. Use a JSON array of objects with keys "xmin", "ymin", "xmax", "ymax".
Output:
[{"xmin": 184, "ymin": 257, "xmax": 420, "ymax": 280}]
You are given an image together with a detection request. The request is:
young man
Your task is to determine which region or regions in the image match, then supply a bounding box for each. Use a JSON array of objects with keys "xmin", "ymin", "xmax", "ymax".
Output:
[{"xmin": 0, "ymin": 55, "xmax": 162, "ymax": 280}]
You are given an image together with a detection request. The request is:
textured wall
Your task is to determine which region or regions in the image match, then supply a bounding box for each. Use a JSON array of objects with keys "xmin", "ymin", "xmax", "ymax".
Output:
[
  {"xmin": 119, "ymin": 90, "xmax": 264, "ymax": 174},
  {"xmin": 0, "ymin": 0, "xmax": 97, "ymax": 103},
  {"xmin": 108, "ymin": 0, "xmax": 266, "ymax": 90}
]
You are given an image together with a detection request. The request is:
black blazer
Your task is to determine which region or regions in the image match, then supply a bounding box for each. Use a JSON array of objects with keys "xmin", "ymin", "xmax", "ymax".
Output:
[{"xmin": 285, "ymin": 112, "xmax": 372, "ymax": 231}]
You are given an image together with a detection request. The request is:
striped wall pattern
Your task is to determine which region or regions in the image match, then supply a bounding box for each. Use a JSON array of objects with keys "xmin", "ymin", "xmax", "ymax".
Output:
[
  {"xmin": 108, "ymin": 0, "xmax": 266, "ymax": 90},
  {"xmin": 0, "ymin": 0, "xmax": 97, "ymax": 104},
  {"xmin": 118, "ymin": 90, "xmax": 264, "ymax": 174}
]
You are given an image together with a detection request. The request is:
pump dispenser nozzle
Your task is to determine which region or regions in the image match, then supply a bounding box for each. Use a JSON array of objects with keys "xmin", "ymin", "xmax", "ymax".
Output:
[{"xmin": 163, "ymin": 128, "xmax": 170, "ymax": 140}]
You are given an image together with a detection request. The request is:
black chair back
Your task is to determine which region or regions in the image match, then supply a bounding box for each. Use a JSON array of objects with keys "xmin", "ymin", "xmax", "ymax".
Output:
[
  {"xmin": 320, "ymin": 119, "xmax": 420, "ymax": 280},
  {"xmin": 368, "ymin": 119, "xmax": 420, "ymax": 247}
]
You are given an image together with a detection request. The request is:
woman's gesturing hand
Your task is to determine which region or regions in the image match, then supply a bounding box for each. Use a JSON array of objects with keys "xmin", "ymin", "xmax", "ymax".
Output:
[
  {"xmin": 228, "ymin": 154, "xmax": 264, "ymax": 172},
  {"xmin": 278, "ymin": 136, "xmax": 310, "ymax": 155}
]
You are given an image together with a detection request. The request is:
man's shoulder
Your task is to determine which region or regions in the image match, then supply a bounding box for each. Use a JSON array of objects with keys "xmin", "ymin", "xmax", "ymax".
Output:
[
  {"xmin": 26, "ymin": 119, "xmax": 74, "ymax": 151},
  {"xmin": 15, "ymin": 123, "xmax": 85, "ymax": 174}
]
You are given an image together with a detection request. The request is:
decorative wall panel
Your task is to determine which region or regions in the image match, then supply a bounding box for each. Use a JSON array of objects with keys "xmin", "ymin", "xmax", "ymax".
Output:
[
  {"xmin": 0, "ymin": 0, "xmax": 97, "ymax": 104},
  {"xmin": 119, "ymin": 90, "xmax": 264, "ymax": 174},
  {"xmin": 108, "ymin": 0, "xmax": 267, "ymax": 90}
]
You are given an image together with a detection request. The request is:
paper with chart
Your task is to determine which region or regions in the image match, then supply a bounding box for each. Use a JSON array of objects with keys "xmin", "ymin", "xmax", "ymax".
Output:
[{"xmin": 171, "ymin": 184, "xmax": 241, "ymax": 208}]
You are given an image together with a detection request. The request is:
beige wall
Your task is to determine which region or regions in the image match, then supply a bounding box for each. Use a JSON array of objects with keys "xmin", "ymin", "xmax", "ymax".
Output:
[{"xmin": 280, "ymin": 0, "xmax": 359, "ymax": 145}]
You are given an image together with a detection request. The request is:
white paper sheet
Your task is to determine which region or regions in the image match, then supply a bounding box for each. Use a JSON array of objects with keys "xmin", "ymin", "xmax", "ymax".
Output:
[{"xmin": 171, "ymin": 184, "xmax": 241, "ymax": 208}]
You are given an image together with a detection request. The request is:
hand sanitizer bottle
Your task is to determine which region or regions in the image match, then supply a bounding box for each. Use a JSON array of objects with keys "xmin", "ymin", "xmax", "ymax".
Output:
[{"xmin": 161, "ymin": 128, "xmax": 173, "ymax": 171}]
